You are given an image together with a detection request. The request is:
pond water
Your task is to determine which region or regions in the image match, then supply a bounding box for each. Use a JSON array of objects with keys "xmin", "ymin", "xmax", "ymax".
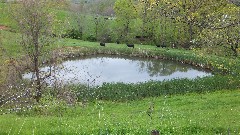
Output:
[{"xmin": 23, "ymin": 55, "xmax": 212, "ymax": 86}]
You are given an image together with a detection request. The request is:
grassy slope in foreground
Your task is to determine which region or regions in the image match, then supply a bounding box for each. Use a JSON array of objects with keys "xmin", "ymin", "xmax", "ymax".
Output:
[{"xmin": 0, "ymin": 90, "xmax": 240, "ymax": 135}]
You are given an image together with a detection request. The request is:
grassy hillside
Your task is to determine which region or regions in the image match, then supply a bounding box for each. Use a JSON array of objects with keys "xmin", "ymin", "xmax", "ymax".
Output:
[
  {"xmin": 0, "ymin": 3, "xmax": 11, "ymax": 26},
  {"xmin": 0, "ymin": 90, "xmax": 239, "ymax": 134}
]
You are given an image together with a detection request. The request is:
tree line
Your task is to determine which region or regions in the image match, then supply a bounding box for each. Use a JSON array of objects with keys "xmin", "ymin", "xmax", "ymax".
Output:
[{"xmin": 69, "ymin": 0, "xmax": 239, "ymax": 57}]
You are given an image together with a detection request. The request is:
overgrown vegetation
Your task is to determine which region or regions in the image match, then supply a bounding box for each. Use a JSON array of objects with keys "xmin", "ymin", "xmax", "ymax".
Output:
[{"xmin": 72, "ymin": 75, "xmax": 240, "ymax": 102}]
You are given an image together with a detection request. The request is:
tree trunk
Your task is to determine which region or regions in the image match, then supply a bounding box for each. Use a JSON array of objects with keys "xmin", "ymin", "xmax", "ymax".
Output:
[
  {"xmin": 125, "ymin": 20, "xmax": 130, "ymax": 39},
  {"xmin": 231, "ymin": 44, "xmax": 238, "ymax": 57},
  {"xmin": 34, "ymin": 55, "xmax": 41, "ymax": 102},
  {"xmin": 33, "ymin": 34, "xmax": 41, "ymax": 102},
  {"xmin": 189, "ymin": 21, "xmax": 194, "ymax": 42}
]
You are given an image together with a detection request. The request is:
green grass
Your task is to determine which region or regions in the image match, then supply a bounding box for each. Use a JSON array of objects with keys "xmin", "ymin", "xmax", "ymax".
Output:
[
  {"xmin": 0, "ymin": 3, "xmax": 11, "ymax": 26},
  {"xmin": 0, "ymin": 90, "xmax": 240, "ymax": 134},
  {"xmin": 0, "ymin": 30, "xmax": 22, "ymax": 57}
]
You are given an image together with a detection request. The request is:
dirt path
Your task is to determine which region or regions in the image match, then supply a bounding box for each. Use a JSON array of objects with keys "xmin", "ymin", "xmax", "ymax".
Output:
[{"xmin": 0, "ymin": 25, "xmax": 8, "ymax": 30}]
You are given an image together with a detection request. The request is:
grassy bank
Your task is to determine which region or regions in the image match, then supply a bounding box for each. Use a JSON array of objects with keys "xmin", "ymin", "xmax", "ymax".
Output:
[{"xmin": 1, "ymin": 90, "xmax": 240, "ymax": 134}]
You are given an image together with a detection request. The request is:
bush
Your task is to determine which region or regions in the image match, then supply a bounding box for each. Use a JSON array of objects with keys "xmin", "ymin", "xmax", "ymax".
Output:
[
  {"xmin": 86, "ymin": 34, "xmax": 97, "ymax": 42},
  {"xmin": 65, "ymin": 29, "xmax": 82, "ymax": 40}
]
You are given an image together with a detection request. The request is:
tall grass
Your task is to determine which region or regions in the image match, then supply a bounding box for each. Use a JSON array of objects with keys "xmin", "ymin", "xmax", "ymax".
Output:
[{"xmin": 71, "ymin": 75, "xmax": 240, "ymax": 102}]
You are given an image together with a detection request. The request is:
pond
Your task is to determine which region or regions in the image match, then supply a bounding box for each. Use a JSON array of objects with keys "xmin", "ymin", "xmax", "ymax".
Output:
[{"xmin": 23, "ymin": 55, "xmax": 212, "ymax": 86}]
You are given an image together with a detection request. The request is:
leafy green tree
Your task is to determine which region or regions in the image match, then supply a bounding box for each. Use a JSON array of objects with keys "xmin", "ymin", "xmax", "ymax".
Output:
[
  {"xmin": 196, "ymin": 1, "xmax": 240, "ymax": 57},
  {"xmin": 171, "ymin": 0, "xmax": 211, "ymax": 47},
  {"xmin": 154, "ymin": 0, "xmax": 239, "ymax": 52},
  {"xmin": 69, "ymin": 1, "xmax": 92, "ymax": 40},
  {"xmin": 114, "ymin": 0, "xmax": 138, "ymax": 42},
  {"xmin": 138, "ymin": 0, "xmax": 159, "ymax": 37}
]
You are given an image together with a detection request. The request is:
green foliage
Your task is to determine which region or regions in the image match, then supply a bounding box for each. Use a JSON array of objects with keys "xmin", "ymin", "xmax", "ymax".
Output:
[
  {"xmin": 195, "ymin": 2, "xmax": 240, "ymax": 57},
  {"xmin": 65, "ymin": 29, "xmax": 83, "ymax": 39},
  {"xmin": 19, "ymin": 95, "xmax": 68, "ymax": 116},
  {"xmin": 114, "ymin": 0, "xmax": 138, "ymax": 41},
  {"xmin": 72, "ymin": 75, "xmax": 240, "ymax": 102},
  {"xmin": 86, "ymin": 34, "xmax": 97, "ymax": 42},
  {"xmin": 114, "ymin": 0, "xmax": 137, "ymax": 21}
]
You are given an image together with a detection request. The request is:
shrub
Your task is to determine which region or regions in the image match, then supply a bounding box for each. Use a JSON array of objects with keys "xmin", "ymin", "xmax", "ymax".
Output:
[
  {"xmin": 86, "ymin": 34, "xmax": 97, "ymax": 42},
  {"xmin": 65, "ymin": 29, "xmax": 82, "ymax": 40}
]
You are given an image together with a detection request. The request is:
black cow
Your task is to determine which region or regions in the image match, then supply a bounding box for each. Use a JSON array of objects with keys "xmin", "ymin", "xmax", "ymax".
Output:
[
  {"xmin": 156, "ymin": 43, "xmax": 166, "ymax": 48},
  {"xmin": 100, "ymin": 42, "xmax": 105, "ymax": 47},
  {"xmin": 161, "ymin": 44, "xmax": 167, "ymax": 48},
  {"xmin": 156, "ymin": 44, "xmax": 161, "ymax": 47},
  {"xmin": 161, "ymin": 42, "xmax": 167, "ymax": 48},
  {"xmin": 126, "ymin": 44, "xmax": 134, "ymax": 48}
]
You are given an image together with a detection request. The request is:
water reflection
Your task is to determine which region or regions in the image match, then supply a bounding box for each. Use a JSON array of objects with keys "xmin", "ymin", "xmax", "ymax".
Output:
[
  {"xmin": 137, "ymin": 60, "xmax": 189, "ymax": 77},
  {"xmin": 23, "ymin": 55, "xmax": 212, "ymax": 86}
]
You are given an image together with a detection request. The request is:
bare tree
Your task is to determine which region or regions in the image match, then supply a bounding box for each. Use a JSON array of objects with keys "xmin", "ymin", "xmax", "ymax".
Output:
[{"xmin": 12, "ymin": 0, "xmax": 55, "ymax": 102}]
